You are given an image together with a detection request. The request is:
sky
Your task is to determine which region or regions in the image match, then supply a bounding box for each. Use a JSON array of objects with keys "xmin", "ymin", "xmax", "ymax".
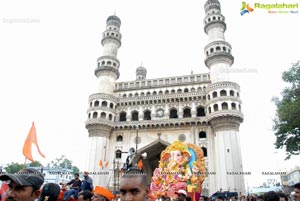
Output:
[{"xmin": 0, "ymin": 0, "xmax": 300, "ymax": 189}]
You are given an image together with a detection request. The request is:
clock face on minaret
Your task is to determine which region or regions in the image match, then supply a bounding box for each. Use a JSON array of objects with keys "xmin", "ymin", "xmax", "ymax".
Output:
[{"xmin": 156, "ymin": 109, "xmax": 164, "ymax": 117}]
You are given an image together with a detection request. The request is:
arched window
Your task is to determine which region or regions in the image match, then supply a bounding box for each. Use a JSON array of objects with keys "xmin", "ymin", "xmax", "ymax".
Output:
[
  {"xmin": 169, "ymin": 108, "xmax": 178, "ymax": 119},
  {"xmin": 153, "ymin": 91, "xmax": 157, "ymax": 95},
  {"xmin": 141, "ymin": 92, "xmax": 145, "ymax": 96},
  {"xmin": 199, "ymin": 131, "xmax": 206, "ymax": 139},
  {"xmin": 216, "ymin": 46, "xmax": 221, "ymax": 51},
  {"xmin": 94, "ymin": 101, "xmax": 99, "ymax": 107},
  {"xmin": 109, "ymin": 114, "xmax": 112, "ymax": 120},
  {"xmin": 116, "ymin": 150, "xmax": 122, "ymax": 159},
  {"xmin": 100, "ymin": 112, "xmax": 106, "ymax": 119},
  {"xmin": 101, "ymin": 101, "xmax": 108, "ymax": 107},
  {"xmin": 210, "ymin": 48, "xmax": 214, "ymax": 53},
  {"xmin": 197, "ymin": 106, "xmax": 205, "ymax": 117},
  {"xmin": 230, "ymin": 90, "xmax": 234, "ymax": 96},
  {"xmin": 110, "ymin": 103, "xmax": 114, "ymax": 109},
  {"xmin": 184, "ymin": 88, "xmax": 189, "ymax": 93},
  {"xmin": 212, "ymin": 91, "xmax": 218, "ymax": 98},
  {"xmin": 165, "ymin": 90, "xmax": 169, "ymax": 94},
  {"xmin": 123, "ymin": 94, "xmax": 127, "ymax": 98},
  {"xmin": 171, "ymin": 89, "xmax": 175, "ymax": 94},
  {"xmin": 144, "ymin": 110, "xmax": 151, "ymax": 120},
  {"xmin": 201, "ymin": 147, "xmax": 207, "ymax": 157},
  {"xmin": 183, "ymin": 108, "xmax": 191, "ymax": 118},
  {"xmin": 237, "ymin": 92, "xmax": 240, "ymax": 97},
  {"xmin": 116, "ymin": 135, "xmax": 123, "ymax": 142},
  {"xmin": 134, "ymin": 93, "xmax": 139, "ymax": 97},
  {"xmin": 220, "ymin": 90, "xmax": 227, "ymax": 96},
  {"xmin": 90, "ymin": 102, "xmax": 92, "ymax": 107},
  {"xmin": 213, "ymin": 104, "xmax": 219, "ymax": 112},
  {"xmin": 207, "ymin": 95, "xmax": 210, "ymax": 100},
  {"xmin": 159, "ymin": 90, "xmax": 163, "ymax": 95},
  {"xmin": 191, "ymin": 88, "xmax": 195, "ymax": 92},
  {"xmin": 132, "ymin": 111, "xmax": 139, "ymax": 121},
  {"xmin": 119, "ymin": 112, "xmax": 127, "ymax": 122},
  {"xmin": 146, "ymin": 92, "xmax": 151, "ymax": 96},
  {"xmin": 231, "ymin": 103, "xmax": 236, "ymax": 110},
  {"xmin": 88, "ymin": 113, "xmax": 91, "ymax": 119},
  {"xmin": 222, "ymin": 102, "xmax": 228, "ymax": 110},
  {"xmin": 129, "ymin": 93, "xmax": 133, "ymax": 97},
  {"xmin": 92, "ymin": 112, "xmax": 98, "ymax": 118},
  {"xmin": 177, "ymin": 89, "xmax": 182, "ymax": 93},
  {"xmin": 208, "ymin": 107, "xmax": 211, "ymax": 114},
  {"xmin": 197, "ymin": 87, "xmax": 202, "ymax": 91}
]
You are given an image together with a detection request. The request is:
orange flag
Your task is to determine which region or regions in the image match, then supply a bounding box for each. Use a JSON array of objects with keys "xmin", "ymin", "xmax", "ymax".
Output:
[
  {"xmin": 22, "ymin": 122, "xmax": 45, "ymax": 162},
  {"xmin": 99, "ymin": 160, "xmax": 103, "ymax": 167},
  {"xmin": 105, "ymin": 161, "xmax": 109, "ymax": 168}
]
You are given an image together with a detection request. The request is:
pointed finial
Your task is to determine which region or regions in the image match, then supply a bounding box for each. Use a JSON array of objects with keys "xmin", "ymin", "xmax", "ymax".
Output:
[{"xmin": 114, "ymin": 11, "xmax": 116, "ymax": 16}]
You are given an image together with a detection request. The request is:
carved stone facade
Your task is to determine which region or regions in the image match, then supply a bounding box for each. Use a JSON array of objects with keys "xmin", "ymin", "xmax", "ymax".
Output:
[{"xmin": 85, "ymin": 0, "xmax": 245, "ymax": 196}]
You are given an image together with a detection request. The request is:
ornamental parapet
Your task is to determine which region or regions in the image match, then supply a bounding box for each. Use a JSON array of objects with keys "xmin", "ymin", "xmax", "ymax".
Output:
[
  {"xmin": 89, "ymin": 93, "xmax": 118, "ymax": 102},
  {"xmin": 85, "ymin": 118, "xmax": 115, "ymax": 128},
  {"xmin": 87, "ymin": 106, "xmax": 116, "ymax": 113},
  {"xmin": 114, "ymin": 117, "xmax": 208, "ymax": 129},
  {"xmin": 115, "ymin": 73, "xmax": 210, "ymax": 91},
  {"xmin": 204, "ymin": 20, "xmax": 226, "ymax": 34},
  {"xmin": 207, "ymin": 110, "xmax": 243, "ymax": 122},
  {"xmin": 207, "ymin": 81, "xmax": 240, "ymax": 92},
  {"xmin": 117, "ymin": 91, "xmax": 206, "ymax": 103},
  {"xmin": 205, "ymin": 51, "xmax": 234, "ymax": 67},
  {"xmin": 95, "ymin": 66, "xmax": 120, "ymax": 79},
  {"xmin": 205, "ymin": 96, "xmax": 242, "ymax": 106}
]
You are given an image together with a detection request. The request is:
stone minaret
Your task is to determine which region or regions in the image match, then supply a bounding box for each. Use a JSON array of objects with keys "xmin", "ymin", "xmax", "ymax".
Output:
[
  {"xmin": 204, "ymin": 0, "xmax": 245, "ymax": 194},
  {"xmin": 85, "ymin": 15, "xmax": 122, "ymax": 187}
]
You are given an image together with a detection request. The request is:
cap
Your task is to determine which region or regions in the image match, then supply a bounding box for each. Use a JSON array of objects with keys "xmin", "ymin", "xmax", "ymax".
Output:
[
  {"xmin": 93, "ymin": 186, "xmax": 114, "ymax": 200},
  {"xmin": 0, "ymin": 168, "xmax": 44, "ymax": 189},
  {"xmin": 175, "ymin": 189, "xmax": 187, "ymax": 197}
]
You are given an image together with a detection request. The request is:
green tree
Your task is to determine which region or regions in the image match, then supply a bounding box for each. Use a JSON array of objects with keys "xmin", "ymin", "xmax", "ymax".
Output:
[
  {"xmin": 50, "ymin": 155, "xmax": 80, "ymax": 174},
  {"xmin": 4, "ymin": 162, "xmax": 26, "ymax": 173},
  {"xmin": 28, "ymin": 161, "xmax": 42, "ymax": 167},
  {"xmin": 273, "ymin": 61, "xmax": 300, "ymax": 159}
]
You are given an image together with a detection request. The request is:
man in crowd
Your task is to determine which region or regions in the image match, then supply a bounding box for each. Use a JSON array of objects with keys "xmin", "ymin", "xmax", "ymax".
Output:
[
  {"xmin": 0, "ymin": 167, "xmax": 44, "ymax": 201},
  {"xmin": 92, "ymin": 186, "xmax": 114, "ymax": 201},
  {"xmin": 294, "ymin": 183, "xmax": 300, "ymax": 201},
  {"xmin": 78, "ymin": 190, "xmax": 93, "ymax": 201},
  {"xmin": 174, "ymin": 190, "xmax": 187, "ymax": 201},
  {"xmin": 81, "ymin": 172, "xmax": 93, "ymax": 192},
  {"xmin": 119, "ymin": 168, "xmax": 149, "ymax": 201},
  {"xmin": 63, "ymin": 173, "xmax": 82, "ymax": 201}
]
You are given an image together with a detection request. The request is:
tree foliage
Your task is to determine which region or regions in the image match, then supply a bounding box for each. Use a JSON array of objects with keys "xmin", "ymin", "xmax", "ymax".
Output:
[
  {"xmin": 48, "ymin": 155, "xmax": 80, "ymax": 174},
  {"xmin": 4, "ymin": 161, "xmax": 43, "ymax": 173},
  {"xmin": 273, "ymin": 61, "xmax": 300, "ymax": 159},
  {"xmin": 4, "ymin": 162, "xmax": 26, "ymax": 173}
]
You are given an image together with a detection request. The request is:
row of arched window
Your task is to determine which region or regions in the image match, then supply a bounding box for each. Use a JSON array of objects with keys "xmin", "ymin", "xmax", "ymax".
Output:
[
  {"xmin": 89, "ymin": 112, "xmax": 115, "ymax": 121},
  {"xmin": 204, "ymin": 15, "xmax": 224, "ymax": 25},
  {"xmin": 117, "ymin": 96, "xmax": 206, "ymax": 107},
  {"xmin": 90, "ymin": 100, "xmax": 115, "ymax": 109},
  {"xmin": 208, "ymin": 102, "xmax": 241, "ymax": 113},
  {"xmin": 207, "ymin": 89, "xmax": 239, "ymax": 100},
  {"xmin": 98, "ymin": 59, "xmax": 118, "ymax": 68},
  {"xmin": 119, "ymin": 107, "xmax": 205, "ymax": 122},
  {"xmin": 119, "ymin": 87, "xmax": 206, "ymax": 98},
  {"xmin": 206, "ymin": 45, "xmax": 231, "ymax": 56}
]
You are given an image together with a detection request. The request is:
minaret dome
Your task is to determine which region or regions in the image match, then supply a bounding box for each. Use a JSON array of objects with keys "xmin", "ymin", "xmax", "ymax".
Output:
[{"xmin": 136, "ymin": 66, "xmax": 147, "ymax": 80}]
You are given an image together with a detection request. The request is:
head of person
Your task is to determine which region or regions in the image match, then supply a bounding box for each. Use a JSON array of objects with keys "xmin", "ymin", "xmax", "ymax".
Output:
[
  {"xmin": 119, "ymin": 168, "xmax": 149, "ymax": 201},
  {"xmin": 215, "ymin": 196, "xmax": 223, "ymax": 201},
  {"xmin": 78, "ymin": 190, "xmax": 93, "ymax": 201},
  {"xmin": 276, "ymin": 193, "xmax": 287, "ymax": 201},
  {"xmin": 294, "ymin": 183, "xmax": 300, "ymax": 201},
  {"xmin": 263, "ymin": 191, "xmax": 279, "ymax": 201},
  {"xmin": 199, "ymin": 196, "xmax": 206, "ymax": 201},
  {"xmin": 92, "ymin": 186, "xmax": 114, "ymax": 201},
  {"xmin": 174, "ymin": 189, "xmax": 187, "ymax": 201},
  {"xmin": 0, "ymin": 167, "xmax": 44, "ymax": 201},
  {"xmin": 39, "ymin": 183, "xmax": 60, "ymax": 201},
  {"xmin": 231, "ymin": 196, "xmax": 237, "ymax": 201},
  {"xmin": 75, "ymin": 173, "xmax": 80, "ymax": 179},
  {"xmin": 84, "ymin": 171, "xmax": 89, "ymax": 178}
]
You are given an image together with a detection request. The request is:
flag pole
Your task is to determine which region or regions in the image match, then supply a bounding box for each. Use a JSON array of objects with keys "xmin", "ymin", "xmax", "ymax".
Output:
[{"xmin": 24, "ymin": 157, "xmax": 27, "ymax": 166}]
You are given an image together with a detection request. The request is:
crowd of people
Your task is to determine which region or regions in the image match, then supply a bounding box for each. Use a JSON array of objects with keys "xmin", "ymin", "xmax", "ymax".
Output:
[{"xmin": 0, "ymin": 167, "xmax": 299, "ymax": 201}]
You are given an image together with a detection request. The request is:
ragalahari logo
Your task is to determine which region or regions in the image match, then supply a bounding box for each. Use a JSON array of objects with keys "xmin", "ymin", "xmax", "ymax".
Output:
[{"xmin": 241, "ymin": 2, "xmax": 254, "ymax": 15}]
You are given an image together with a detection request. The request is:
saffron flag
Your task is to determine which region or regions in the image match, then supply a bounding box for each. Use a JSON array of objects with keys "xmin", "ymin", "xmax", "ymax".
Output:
[{"xmin": 22, "ymin": 122, "xmax": 45, "ymax": 162}]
